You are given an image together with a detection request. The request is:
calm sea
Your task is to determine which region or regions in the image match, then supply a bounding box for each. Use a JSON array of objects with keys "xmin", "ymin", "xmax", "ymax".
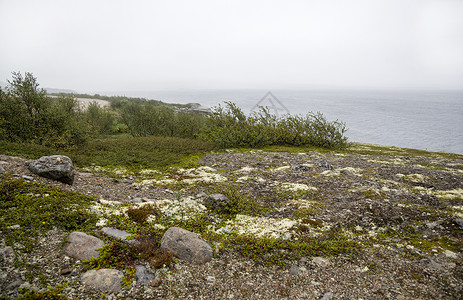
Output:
[{"xmin": 113, "ymin": 89, "xmax": 463, "ymax": 154}]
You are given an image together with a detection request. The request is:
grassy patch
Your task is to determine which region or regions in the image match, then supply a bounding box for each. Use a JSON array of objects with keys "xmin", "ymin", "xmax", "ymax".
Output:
[
  {"xmin": 0, "ymin": 174, "xmax": 99, "ymax": 251},
  {"xmin": 0, "ymin": 136, "xmax": 214, "ymax": 171},
  {"xmin": 348, "ymin": 142, "xmax": 463, "ymax": 159},
  {"xmin": 230, "ymin": 234, "xmax": 357, "ymax": 265},
  {"xmin": 17, "ymin": 282, "xmax": 69, "ymax": 300}
]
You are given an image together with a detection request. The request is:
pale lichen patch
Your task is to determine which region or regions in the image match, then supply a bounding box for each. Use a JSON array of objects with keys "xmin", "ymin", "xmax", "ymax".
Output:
[
  {"xmin": 178, "ymin": 166, "xmax": 228, "ymax": 184},
  {"xmin": 215, "ymin": 214, "xmax": 299, "ymax": 240},
  {"xmin": 321, "ymin": 167, "xmax": 363, "ymax": 177},
  {"xmin": 154, "ymin": 196, "xmax": 207, "ymax": 220},
  {"xmin": 270, "ymin": 166, "xmax": 291, "ymax": 172},
  {"xmin": 396, "ymin": 173, "xmax": 429, "ymax": 183},
  {"xmin": 280, "ymin": 182, "xmax": 318, "ymax": 192},
  {"xmin": 434, "ymin": 189, "xmax": 463, "ymax": 201},
  {"xmin": 234, "ymin": 166, "xmax": 257, "ymax": 174}
]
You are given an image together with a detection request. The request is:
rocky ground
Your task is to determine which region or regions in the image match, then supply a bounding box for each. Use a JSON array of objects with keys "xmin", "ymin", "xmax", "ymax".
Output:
[{"xmin": 1, "ymin": 144, "xmax": 463, "ymax": 299}]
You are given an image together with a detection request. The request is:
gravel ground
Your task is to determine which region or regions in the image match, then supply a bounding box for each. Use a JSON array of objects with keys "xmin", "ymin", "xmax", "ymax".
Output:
[{"xmin": 1, "ymin": 148, "xmax": 463, "ymax": 299}]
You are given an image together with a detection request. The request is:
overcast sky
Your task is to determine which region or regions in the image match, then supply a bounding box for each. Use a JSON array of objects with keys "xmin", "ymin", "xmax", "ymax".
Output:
[{"xmin": 1, "ymin": 0, "xmax": 463, "ymax": 92}]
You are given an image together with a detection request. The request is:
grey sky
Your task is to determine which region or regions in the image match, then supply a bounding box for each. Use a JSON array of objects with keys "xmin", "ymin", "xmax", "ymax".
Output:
[{"xmin": 1, "ymin": 0, "xmax": 462, "ymax": 92}]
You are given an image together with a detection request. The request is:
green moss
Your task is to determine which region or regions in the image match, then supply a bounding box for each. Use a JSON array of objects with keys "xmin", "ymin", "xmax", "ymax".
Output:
[
  {"xmin": 17, "ymin": 283, "xmax": 69, "ymax": 300},
  {"xmin": 409, "ymin": 236, "xmax": 463, "ymax": 253},
  {"xmin": 229, "ymin": 235, "xmax": 358, "ymax": 265},
  {"xmin": 207, "ymin": 183, "xmax": 267, "ymax": 217},
  {"xmin": 347, "ymin": 142, "xmax": 463, "ymax": 159},
  {"xmin": 84, "ymin": 239, "xmax": 138, "ymax": 270},
  {"xmin": 0, "ymin": 174, "xmax": 98, "ymax": 251},
  {"xmin": 126, "ymin": 206, "xmax": 160, "ymax": 224}
]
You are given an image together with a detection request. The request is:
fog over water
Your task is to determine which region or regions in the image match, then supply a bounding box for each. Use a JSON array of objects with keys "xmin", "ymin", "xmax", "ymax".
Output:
[
  {"xmin": 1, "ymin": 1, "xmax": 463, "ymax": 91},
  {"xmin": 1, "ymin": 1, "xmax": 462, "ymax": 152}
]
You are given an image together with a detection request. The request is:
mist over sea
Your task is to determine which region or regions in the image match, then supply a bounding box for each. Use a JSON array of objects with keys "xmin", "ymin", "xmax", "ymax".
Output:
[{"xmin": 111, "ymin": 89, "xmax": 463, "ymax": 154}]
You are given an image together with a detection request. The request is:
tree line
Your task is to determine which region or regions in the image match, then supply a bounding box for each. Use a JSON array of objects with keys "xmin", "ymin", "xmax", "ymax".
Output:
[{"xmin": 0, "ymin": 72, "xmax": 348, "ymax": 149}]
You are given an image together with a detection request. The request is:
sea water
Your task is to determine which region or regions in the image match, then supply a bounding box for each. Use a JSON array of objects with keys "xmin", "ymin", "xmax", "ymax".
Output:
[{"xmin": 115, "ymin": 89, "xmax": 463, "ymax": 154}]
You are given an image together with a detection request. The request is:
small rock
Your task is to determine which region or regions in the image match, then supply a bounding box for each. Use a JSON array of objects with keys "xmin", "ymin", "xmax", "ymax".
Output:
[
  {"xmin": 320, "ymin": 292, "xmax": 334, "ymax": 300},
  {"xmin": 135, "ymin": 265, "xmax": 155, "ymax": 286},
  {"xmin": 60, "ymin": 268, "xmax": 72, "ymax": 275},
  {"xmin": 312, "ymin": 257, "xmax": 330, "ymax": 267},
  {"xmin": 0, "ymin": 246, "xmax": 14, "ymax": 257},
  {"xmin": 100, "ymin": 227, "xmax": 131, "ymax": 241},
  {"xmin": 196, "ymin": 192, "xmax": 208, "ymax": 199},
  {"xmin": 130, "ymin": 198, "xmax": 143, "ymax": 203},
  {"xmin": 0, "ymin": 165, "xmax": 6, "ymax": 174},
  {"xmin": 355, "ymin": 266, "xmax": 369, "ymax": 273},
  {"xmin": 289, "ymin": 265, "xmax": 300, "ymax": 275},
  {"xmin": 293, "ymin": 164, "xmax": 312, "ymax": 172},
  {"xmin": 340, "ymin": 168, "xmax": 351, "ymax": 175},
  {"xmin": 63, "ymin": 231, "xmax": 104, "ymax": 260},
  {"xmin": 204, "ymin": 194, "xmax": 231, "ymax": 213},
  {"xmin": 452, "ymin": 218, "xmax": 463, "ymax": 228},
  {"xmin": 7, "ymin": 224, "xmax": 20, "ymax": 230},
  {"xmin": 150, "ymin": 277, "xmax": 162, "ymax": 287},
  {"xmin": 315, "ymin": 159, "xmax": 334, "ymax": 170},
  {"xmin": 22, "ymin": 175, "xmax": 34, "ymax": 181},
  {"xmin": 160, "ymin": 227, "xmax": 213, "ymax": 265},
  {"xmin": 81, "ymin": 269, "xmax": 123, "ymax": 293},
  {"xmin": 444, "ymin": 250, "xmax": 458, "ymax": 259},
  {"xmin": 6, "ymin": 279, "xmax": 23, "ymax": 290}
]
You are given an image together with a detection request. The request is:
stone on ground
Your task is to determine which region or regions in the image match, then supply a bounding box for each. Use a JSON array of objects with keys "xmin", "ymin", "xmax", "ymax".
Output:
[
  {"xmin": 0, "ymin": 246, "xmax": 14, "ymax": 258},
  {"xmin": 204, "ymin": 193, "xmax": 231, "ymax": 213},
  {"xmin": 135, "ymin": 265, "xmax": 155, "ymax": 285},
  {"xmin": 100, "ymin": 227, "xmax": 131, "ymax": 241},
  {"xmin": 81, "ymin": 269, "xmax": 123, "ymax": 293},
  {"xmin": 160, "ymin": 227, "xmax": 212, "ymax": 265},
  {"xmin": 63, "ymin": 231, "xmax": 104, "ymax": 260},
  {"xmin": 312, "ymin": 257, "xmax": 330, "ymax": 267},
  {"xmin": 27, "ymin": 155, "xmax": 75, "ymax": 184}
]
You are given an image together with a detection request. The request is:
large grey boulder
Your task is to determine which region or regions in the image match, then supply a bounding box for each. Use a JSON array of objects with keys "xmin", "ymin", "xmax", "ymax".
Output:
[
  {"xmin": 63, "ymin": 231, "xmax": 104, "ymax": 260},
  {"xmin": 81, "ymin": 269, "xmax": 123, "ymax": 293},
  {"xmin": 160, "ymin": 227, "xmax": 212, "ymax": 265},
  {"xmin": 28, "ymin": 155, "xmax": 74, "ymax": 184}
]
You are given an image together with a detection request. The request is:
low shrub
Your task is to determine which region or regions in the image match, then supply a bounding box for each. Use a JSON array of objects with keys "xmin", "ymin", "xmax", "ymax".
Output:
[{"xmin": 200, "ymin": 102, "xmax": 348, "ymax": 149}]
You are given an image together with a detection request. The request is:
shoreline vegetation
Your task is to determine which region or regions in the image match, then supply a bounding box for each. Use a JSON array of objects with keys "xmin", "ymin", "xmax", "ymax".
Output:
[{"xmin": 1, "ymin": 72, "xmax": 462, "ymax": 299}]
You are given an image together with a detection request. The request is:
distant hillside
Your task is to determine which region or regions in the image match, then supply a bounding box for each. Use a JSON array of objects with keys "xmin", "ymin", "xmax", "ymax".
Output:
[
  {"xmin": 0, "ymin": 81, "xmax": 76, "ymax": 94},
  {"xmin": 45, "ymin": 87, "xmax": 77, "ymax": 94}
]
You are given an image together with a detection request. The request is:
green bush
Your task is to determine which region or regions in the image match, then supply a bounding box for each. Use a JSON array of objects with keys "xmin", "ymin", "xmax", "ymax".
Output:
[
  {"xmin": 120, "ymin": 102, "xmax": 206, "ymax": 139},
  {"xmin": 0, "ymin": 72, "xmax": 90, "ymax": 147},
  {"xmin": 83, "ymin": 101, "xmax": 117, "ymax": 135},
  {"xmin": 200, "ymin": 102, "xmax": 348, "ymax": 149}
]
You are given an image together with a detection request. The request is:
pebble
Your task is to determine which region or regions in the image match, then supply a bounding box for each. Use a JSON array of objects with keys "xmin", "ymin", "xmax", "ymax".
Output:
[
  {"xmin": 21, "ymin": 175, "xmax": 34, "ymax": 181},
  {"xmin": 289, "ymin": 265, "xmax": 300, "ymax": 275},
  {"xmin": 312, "ymin": 257, "xmax": 330, "ymax": 267},
  {"xmin": 130, "ymin": 197, "xmax": 143, "ymax": 203},
  {"xmin": 444, "ymin": 250, "xmax": 458, "ymax": 259},
  {"xmin": 452, "ymin": 218, "xmax": 463, "ymax": 228},
  {"xmin": 320, "ymin": 292, "xmax": 334, "ymax": 300},
  {"xmin": 60, "ymin": 268, "xmax": 72, "ymax": 275},
  {"xmin": 0, "ymin": 246, "xmax": 14, "ymax": 257}
]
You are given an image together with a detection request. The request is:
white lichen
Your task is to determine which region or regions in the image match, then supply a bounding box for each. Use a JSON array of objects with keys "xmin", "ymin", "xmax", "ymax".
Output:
[
  {"xmin": 179, "ymin": 166, "xmax": 227, "ymax": 184},
  {"xmin": 215, "ymin": 214, "xmax": 299, "ymax": 240},
  {"xmin": 154, "ymin": 196, "xmax": 206, "ymax": 220},
  {"xmin": 281, "ymin": 182, "xmax": 318, "ymax": 192}
]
